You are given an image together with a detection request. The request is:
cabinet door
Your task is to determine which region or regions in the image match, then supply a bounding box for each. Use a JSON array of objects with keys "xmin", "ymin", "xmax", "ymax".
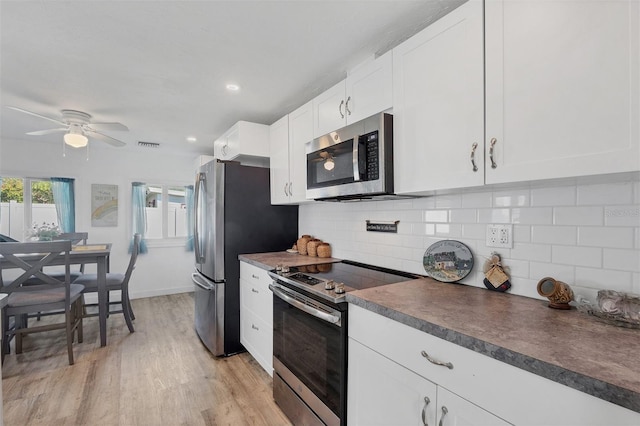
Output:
[
  {"xmin": 346, "ymin": 50, "xmax": 393, "ymax": 124},
  {"xmin": 393, "ymin": 0, "xmax": 484, "ymax": 194},
  {"xmin": 312, "ymin": 80, "xmax": 346, "ymax": 137},
  {"xmin": 348, "ymin": 338, "xmax": 437, "ymax": 426},
  {"xmin": 436, "ymin": 387, "xmax": 511, "ymax": 426},
  {"xmin": 269, "ymin": 115, "xmax": 291, "ymax": 204},
  {"xmin": 288, "ymin": 101, "xmax": 313, "ymax": 203},
  {"xmin": 485, "ymin": 0, "xmax": 639, "ymax": 184}
]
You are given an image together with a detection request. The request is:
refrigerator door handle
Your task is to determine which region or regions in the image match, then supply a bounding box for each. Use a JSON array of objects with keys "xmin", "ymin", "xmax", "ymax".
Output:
[
  {"xmin": 194, "ymin": 172, "xmax": 205, "ymax": 264},
  {"xmin": 192, "ymin": 272, "xmax": 214, "ymax": 291}
]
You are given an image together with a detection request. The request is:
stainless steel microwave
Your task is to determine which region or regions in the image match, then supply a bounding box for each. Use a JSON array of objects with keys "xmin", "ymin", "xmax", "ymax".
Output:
[{"xmin": 306, "ymin": 113, "xmax": 393, "ymax": 201}]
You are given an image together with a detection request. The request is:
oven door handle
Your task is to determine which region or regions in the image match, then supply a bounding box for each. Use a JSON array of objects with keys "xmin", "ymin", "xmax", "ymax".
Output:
[{"xmin": 269, "ymin": 284, "xmax": 342, "ymax": 326}]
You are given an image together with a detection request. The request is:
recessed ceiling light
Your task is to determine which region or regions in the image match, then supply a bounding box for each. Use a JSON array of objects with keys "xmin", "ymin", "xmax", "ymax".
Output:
[
  {"xmin": 226, "ymin": 84, "xmax": 240, "ymax": 91},
  {"xmin": 186, "ymin": 136, "xmax": 197, "ymax": 143}
]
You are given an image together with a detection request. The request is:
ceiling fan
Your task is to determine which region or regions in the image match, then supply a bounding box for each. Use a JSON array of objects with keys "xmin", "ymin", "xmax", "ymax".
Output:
[{"xmin": 7, "ymin": 106, "xmax": 128, "ymax": 148}]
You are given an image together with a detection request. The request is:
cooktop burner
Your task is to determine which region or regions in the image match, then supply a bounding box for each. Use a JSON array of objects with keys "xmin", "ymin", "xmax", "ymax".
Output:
[{"xmin": 270, "ymin": 260, "xmax": 422, "ymax": 304}]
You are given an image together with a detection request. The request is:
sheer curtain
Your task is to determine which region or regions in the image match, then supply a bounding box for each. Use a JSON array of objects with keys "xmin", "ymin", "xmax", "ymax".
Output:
[
  {"xmin": 185, "ymin": 185, "xmax": 194, "ymax": 251},
  {"xmin": 50, "ymin": 177, "xmax": 75, "ymax": 232},
  {"xmin": 130, "ymin": 182, "xmax": 148, "ymax": 254}
]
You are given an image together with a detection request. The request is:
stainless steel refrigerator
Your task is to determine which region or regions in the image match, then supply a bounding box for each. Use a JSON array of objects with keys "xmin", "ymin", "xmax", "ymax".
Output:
[{"xmin": 192, "ymin": 160, "xmax": 298, "ymax": 356}]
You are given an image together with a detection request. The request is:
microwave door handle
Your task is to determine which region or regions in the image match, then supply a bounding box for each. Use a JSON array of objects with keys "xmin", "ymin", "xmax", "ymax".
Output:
[
  {"xmin": 194, "ymin": 172, "xmax": 205, "ymax": 264},
  {"xmin": 353, "ymin": 135, "xmax": 361, "ymax": 181}
]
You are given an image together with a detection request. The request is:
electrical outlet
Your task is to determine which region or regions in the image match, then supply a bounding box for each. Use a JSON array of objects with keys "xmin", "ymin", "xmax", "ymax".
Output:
[{"xmin": 486, "ymin": 224, "xmax": 513, "ymax": 248}]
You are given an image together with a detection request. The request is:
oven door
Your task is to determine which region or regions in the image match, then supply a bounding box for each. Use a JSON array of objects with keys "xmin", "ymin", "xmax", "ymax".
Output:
[{"xmin": 270, "ymin": 282, "xmax": 346, "ymax": 426}]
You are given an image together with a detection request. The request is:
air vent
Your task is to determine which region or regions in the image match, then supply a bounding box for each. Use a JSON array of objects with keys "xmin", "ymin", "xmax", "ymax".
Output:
[{"xmin": 138, "ymin": 141, "xmax": 160, "ymax": 148}]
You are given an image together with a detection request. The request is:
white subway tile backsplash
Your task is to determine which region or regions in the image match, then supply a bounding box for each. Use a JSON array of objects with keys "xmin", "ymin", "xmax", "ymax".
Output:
[
  {"xmin": 552, "ymin": 246, "xmax": 602, "ymax": 268},
  {"xmin": 529, "ymin": 261, "xmax": 574, "ymax": 283},
  {"xmin": 603, "ymin": 248, "xmax": 640, "ymax": 272},
  {"xmin": 578, "ymin": 227, "xmax": 634, "ymax": 249},
  {"xmin": 299, "ymin": 179, "xmax": 640, "ymax": 300},
  {"xmin": 477, "ymin": 208, "xmax": 510, "ymax": 224},
  {"xmin": 512, "ymin": 207, "xmax": 553, "ymax": 225},
  {"xmin": 424, "ymin": 210, "xmax": 448, "ymax": 223},
  {"xmin": 604, "ymin": 205, "xmax": 640, "ymax": 227},
  {"xmin": 461, "ymin": 191, "xmax": 493, "ymax": 208},
  {"xmin": 575, "ymin": 267, "xmax": 632, "ymax": 291},
  {"xmin": 493, "ymin": 189, "xmax": 530, "ymax": 207},
  {"xmin": 553, "ymin": 206, "xmax": 603, "ymax": 226},
  {"xmin": 531, "ymin": 186, "xmax": 576, "ymax": 207},
  {"xmin": 577, "ymin": 182, "xmax": 634, "ymax": 205},
  {"xmin": 511, "ymin": 243, "xmax": 552, "ymax": 262},
  {"xmin": 531, "ymin": 226, "xmax": 576, "ymax": 245},
  {"xmin": 449, "ymin": 208, "xmax": 477, "ymax": 224}
]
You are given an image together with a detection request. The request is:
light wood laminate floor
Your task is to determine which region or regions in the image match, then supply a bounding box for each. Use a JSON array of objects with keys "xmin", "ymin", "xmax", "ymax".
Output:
[{"xmin": 2, "ymin": 293, "xmax": 292, "ymax": 426}]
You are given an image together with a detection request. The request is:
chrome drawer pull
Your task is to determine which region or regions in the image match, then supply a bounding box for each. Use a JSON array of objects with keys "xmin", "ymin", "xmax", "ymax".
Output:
[
  {"xmin": 251, "ymin": 324, "xmax": 259, "ymax": 331},
  {"xmin": 489, "ymin": 138, "xmax": 498, "ymax": 169},
  {"xmin": 438, "ymin": 406, "xmax": 448, "ymax": 426},
  {"xmin": 470, "ymin": 142, "xmax": 478, "ymax": 172},
  {"xmin": 421, "ymin": 396, "xmax": 431, "ymax": 426},
  {"xmin": 251, "ymin": 274, "xmax": 259, "ymax": 279},
  {"xmin": 251, "ymin": 288, "xmax": 259, "ymax": 293},
  {"xmin": 421, "ymin": 350, "xmax": 453, "ymax": 369}
]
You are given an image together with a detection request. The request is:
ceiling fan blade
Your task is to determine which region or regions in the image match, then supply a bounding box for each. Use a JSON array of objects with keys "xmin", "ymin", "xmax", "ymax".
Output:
[
  {"xmin": 7, "ymin": 106, "xmax": 67, "ymax": 126},
  {"xmin": 88, "ymin": 122, "xmax": 129, "ymax": 131},
  {"xmin": 87, "ymin": 130, "xmax": 126, "ymax": 147},
  {"xmin": 26, "ymin": 128, "xmax": 68, "ymax": 136}
]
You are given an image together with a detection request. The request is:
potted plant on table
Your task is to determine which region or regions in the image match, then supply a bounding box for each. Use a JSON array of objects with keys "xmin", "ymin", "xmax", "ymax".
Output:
[{"xmin": 29, "ymin": 222, "xmax": 61, "ymax": 241}]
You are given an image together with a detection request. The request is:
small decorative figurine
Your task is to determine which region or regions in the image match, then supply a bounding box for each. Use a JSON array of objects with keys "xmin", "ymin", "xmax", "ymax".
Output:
[
  {"xmin": 483, "ymin": 252, "xmax": 511, "ymax": 292},
  {"xmin": 537, "ymin": 277, "xmax": 573, "ymax": 309}
]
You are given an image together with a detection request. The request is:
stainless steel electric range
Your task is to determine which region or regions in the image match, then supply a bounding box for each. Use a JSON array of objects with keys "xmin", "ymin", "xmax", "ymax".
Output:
[{"xmin": 268, "ymin": 260, "xmax": 421, "ymax": 426}]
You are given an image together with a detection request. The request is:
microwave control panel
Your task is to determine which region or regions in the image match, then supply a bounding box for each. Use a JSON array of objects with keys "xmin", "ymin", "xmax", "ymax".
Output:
[{"xmin": 363, "ymin": 131, "xmax": 379, "ymax": 181}]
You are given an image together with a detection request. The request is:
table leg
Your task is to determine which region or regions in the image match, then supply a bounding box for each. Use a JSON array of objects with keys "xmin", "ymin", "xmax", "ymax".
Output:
[{"xmin": 97, "ymin": 257, "xmax": 107, "ymax": 347}]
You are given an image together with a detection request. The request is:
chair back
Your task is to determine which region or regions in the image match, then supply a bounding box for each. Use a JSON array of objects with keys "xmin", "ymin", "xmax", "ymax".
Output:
[
  {"xmin": 0, "ymin": 241, "xmax": 72, "ymax": 293},
  {"xmin": 124, "ymin": 234, "xmax": 141, "ymax": 283},
  {"xmin": 54, "ymin": 232, "xmax": 88, "ymax": 245}
]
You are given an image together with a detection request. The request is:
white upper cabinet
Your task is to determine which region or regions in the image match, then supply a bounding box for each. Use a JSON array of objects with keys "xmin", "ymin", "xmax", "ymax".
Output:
[
  {"xmin": 485, "ymin": 0, "xmax": 639, "ymax": 184},
  {"xmin": 313, "ymin": 50, "xmax": 393, "ymax": 137},
  {"xmin": 214, "ymin": 121, "xmax": 270, "ymax": 161},
  {"xmin": 393, "ymin": 0, "xmax": 484, "ymax": 194},
  {"xmin": 269, "ymin": 115, "xmax": 290, "ymax": 204},
  {"xmin": 269, "ymin": 101, "xmax": 313, "ymax": 204}
]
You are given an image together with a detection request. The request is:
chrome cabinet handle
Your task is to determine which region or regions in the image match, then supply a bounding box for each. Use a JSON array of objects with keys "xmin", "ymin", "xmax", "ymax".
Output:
[
  {"xmin": 251, "ymin": 288, "xmax": 259, "ymax": 293},
  {"xmin": 222, "ymin": 143, "xmax": 228, "ymax": 156},
  {"xmin": 288, "ymin": 182, "xmax": 293, "ymax": 196},
  {"xmin": 421, "ymin": 350, "xmax": 453, "ymax": 369},
  {"xmin": 421, "ymin": 396, "xmax": 431, "ymax": 426},
  {"xmin": 339, "ymin": 100, "xmax": 345, "ymax": 118},
  {"xmin": 284, "ymin": 183, "xmax": 288, "ymax": 196},
  {"xmin": 345, "ymin": 96, "xmax": 352, "ymax": 116},
  {"xmin": 489, "ymin": 138, "xmax": 498, "ymax": 169},
  {"xmin": 438, "ymin": 406, "xmax": 448, "ymax": 426},
  {"xmin": 470, "ymin": 142, "xmax": 478, "ymax": 172}
]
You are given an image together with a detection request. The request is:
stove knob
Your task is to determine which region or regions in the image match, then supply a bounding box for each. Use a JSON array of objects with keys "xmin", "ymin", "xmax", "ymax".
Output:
[
  {"xmin": 275, "ymin": 264, "xmax": 283, "ymax": 273},
  {"xmin": 324, "ymin": 280, "xmax": 335, "ymax": 290},
  {"xmin": 282, "ymin": 265, "xmax": 290, "ymax": 273},
  {"xmin": 335, "ymin": 283, "xmax": 345, "ymax": 294}
]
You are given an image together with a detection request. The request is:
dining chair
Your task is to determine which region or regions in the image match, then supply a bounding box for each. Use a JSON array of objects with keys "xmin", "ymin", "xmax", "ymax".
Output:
[
  {"xmin": 0, "ymin": 240, "xmax": 85, "ymax": 365},
  {"xmin": 73, "ymin": 233, "xmax": 140, "ymax": 333}
]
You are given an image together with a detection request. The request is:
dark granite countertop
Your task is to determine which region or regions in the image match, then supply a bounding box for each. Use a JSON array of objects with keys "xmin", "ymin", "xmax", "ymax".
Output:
[
  {"xmin": 346, "ymin": 278, "xmax": 640, "ymax": 413},
  {"xmin": 238, "ymin": 251, "xmax": 341, "ymax": 270}
]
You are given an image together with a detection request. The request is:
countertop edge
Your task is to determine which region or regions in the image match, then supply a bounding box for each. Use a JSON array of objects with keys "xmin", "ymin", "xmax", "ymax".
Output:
[{"xmin": 346, "ymin": 294, "xmax": 640, "ymax": 414}]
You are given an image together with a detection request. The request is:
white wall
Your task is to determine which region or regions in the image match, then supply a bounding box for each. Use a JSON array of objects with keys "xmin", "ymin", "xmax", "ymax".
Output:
[
  {"xmin": 0, "ymin": 138, "xmax": 198, "ymax": 299},
  {"xmin": 299, "ymin": 176, "xmax": 640, "ymax": 304}
]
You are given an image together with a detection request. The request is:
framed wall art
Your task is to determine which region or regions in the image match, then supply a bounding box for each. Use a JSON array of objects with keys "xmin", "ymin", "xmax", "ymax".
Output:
[{"xmin": 91, "ymin": 184, "xmax": 118, "ymax": 227}]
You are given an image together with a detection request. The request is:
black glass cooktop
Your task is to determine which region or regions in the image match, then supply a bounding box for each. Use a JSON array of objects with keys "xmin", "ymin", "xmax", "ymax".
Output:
[{"xmin": 286, "ymin": 260, "xmax": 420, "ymax": 291}]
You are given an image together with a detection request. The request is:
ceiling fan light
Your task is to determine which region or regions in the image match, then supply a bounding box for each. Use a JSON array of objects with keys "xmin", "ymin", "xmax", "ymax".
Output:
[
  {"xmin": 64, "ymin": 132, "xmax": 88, "ymax": 148},
  {"xmin": 324, "ymin": 157, "xmax": 335, "ymax": 171}
]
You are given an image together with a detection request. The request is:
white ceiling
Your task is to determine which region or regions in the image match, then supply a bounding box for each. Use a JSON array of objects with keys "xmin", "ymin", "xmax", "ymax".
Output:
[{"xmin": 1, "ymin": 0, "xmax": 465, "ymax": 156}]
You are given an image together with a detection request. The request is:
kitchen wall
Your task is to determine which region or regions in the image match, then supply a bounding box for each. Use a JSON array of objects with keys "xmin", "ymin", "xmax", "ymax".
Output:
[
  {"xmin": 299, "ymin": 175, "xmax": 640, "ymax": 303},
  {"xmin": 0, "ymin": 138, "xmax": 196, "ymax": 299}
]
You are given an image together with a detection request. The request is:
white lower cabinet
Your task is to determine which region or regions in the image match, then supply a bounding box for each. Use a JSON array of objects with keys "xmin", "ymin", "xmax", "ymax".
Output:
[
  {"xmin": 239, "ymin": 261, "xmax": 273, "ymax": 376},
  {"xmin": 348, "ymin": 304, "xmax": 640, "ymax": 426},
  {"xmin": 348, "ymin": 338, "xmax": 507, "ymax": 426}
]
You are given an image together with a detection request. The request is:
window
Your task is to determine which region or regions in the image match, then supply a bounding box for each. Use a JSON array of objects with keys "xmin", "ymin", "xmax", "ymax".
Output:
[
  {"xmin": 135, "ymin": 183, "xmax": 191, "ymax": 241},
  {"xmin": 0, "ymin": 177, "xmax": 63, "ymax": 240}
]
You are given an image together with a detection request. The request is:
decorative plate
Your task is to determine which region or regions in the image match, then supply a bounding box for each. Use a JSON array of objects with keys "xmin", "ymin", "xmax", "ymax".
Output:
[
  {"xmin": 286, "ymin": 249, "xmax": 299, "ymax": 254},
  {"xmin": 423, "ymin": 240, "xmax": 474, "ymax": 283}
]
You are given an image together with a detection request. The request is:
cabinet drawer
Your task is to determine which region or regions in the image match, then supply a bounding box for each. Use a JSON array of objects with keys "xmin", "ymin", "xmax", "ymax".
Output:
[
  {"xmin": 240, "ymin": 262, "xmax": 272, "ymax": 284},
  {"xmin": 240, "ymin": 308, "xmax": 273, "ymax": 376},
  {"xmin": 349, "ymin": 304, "xmax": 640, "ymax": 425},
  {"xmin": 240, "ymin": 277, "xmax": 272, "ymax": 322}
]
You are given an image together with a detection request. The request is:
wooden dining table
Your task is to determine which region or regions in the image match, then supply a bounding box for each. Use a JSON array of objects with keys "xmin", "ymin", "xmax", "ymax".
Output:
[{"xmin": 0, "ymin": 243, "xmax": 113, "ymax": 347}]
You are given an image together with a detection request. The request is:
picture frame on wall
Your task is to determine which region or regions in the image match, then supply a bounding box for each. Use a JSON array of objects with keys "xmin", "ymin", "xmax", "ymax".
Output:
[{"xmin": 91, "ymin": 184, "xmax": 118, "ymax": 227}]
